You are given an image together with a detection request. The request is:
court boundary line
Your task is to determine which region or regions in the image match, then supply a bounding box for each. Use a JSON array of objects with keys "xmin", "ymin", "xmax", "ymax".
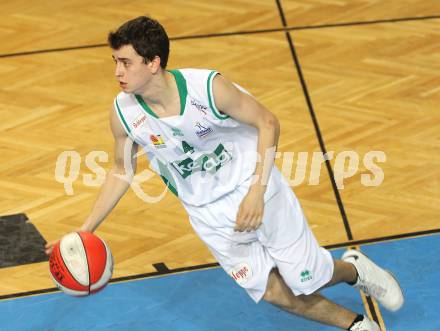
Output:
[
  {"xmin": 1, "ymin": 14, "xmax": 439, "ymax": 58},
  {"xmin": 275, "ymin": 0, "xmax": 354, "ymax": 241},
  {"xmin": 276, "ymin": 0, "xmax": 383, "ymax": 325},
  {"xmin": 0, "ymin": 229, "xmax": 438, "ymax": 301}
]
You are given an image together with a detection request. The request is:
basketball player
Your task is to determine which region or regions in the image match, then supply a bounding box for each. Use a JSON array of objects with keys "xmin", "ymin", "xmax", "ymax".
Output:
[{"xmin": 46, "ymin": 16, "xmax": 403, "ymax": 331}]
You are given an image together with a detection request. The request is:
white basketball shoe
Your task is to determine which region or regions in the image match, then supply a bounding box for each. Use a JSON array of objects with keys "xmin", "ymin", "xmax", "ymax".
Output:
[
  {"xmin": 342, "ymin": 250, "xmax": 404, "ymax": 312},
  {"xmin": 350, "ymin": 316, "xmax": 380, "ymax": 331}
]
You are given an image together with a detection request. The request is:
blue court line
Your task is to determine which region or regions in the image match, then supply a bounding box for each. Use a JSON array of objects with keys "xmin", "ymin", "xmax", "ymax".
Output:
[{"xmin": 0, "ymin": 234, "xmax": 438, "ymax": 331}]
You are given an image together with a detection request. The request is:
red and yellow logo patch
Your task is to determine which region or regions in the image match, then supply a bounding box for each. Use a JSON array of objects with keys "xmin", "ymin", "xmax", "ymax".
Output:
[{"xmin": 150, "ymin": 134, "xmax": 166, "ymax": 148}]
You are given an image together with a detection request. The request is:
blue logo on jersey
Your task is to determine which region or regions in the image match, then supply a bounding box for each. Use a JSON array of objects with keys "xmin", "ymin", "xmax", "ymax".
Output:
[{"xmin": 195, "ymin": 121, "xmax": 213, "ymax": 138}]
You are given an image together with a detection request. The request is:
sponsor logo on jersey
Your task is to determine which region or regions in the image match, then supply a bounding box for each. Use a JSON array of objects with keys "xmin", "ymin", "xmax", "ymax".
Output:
[
  {"xmin": 300, "ymin": 270, "xmax": 313, "ymax": 282},
  {"xmin": 150, "ymin": 134, "xmax": 167, "ymax": 149},
  {"xmin": 195, "ymin": 121, "xmax": 213, "ymax": 138},
  {"xmin": 191, "ymin": 99, "xmax": 207, "ymax": 115},
  {"xmin": 171, "ymin": 143, "xmax": 232, "ymax": 178},
  {"xmin": 229, "ymin": 263, "xmax": 253, "ymax": 286},
  {"xmin": 132, "ymin": 114, "xmax": 147, "ymax": 129},
  {"xmin": 172, "ymin": 127, "xmax": 184, "ymax": 137}
]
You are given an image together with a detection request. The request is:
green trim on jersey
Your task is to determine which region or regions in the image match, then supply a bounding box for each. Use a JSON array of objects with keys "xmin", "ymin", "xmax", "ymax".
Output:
[
  {"xmin": 135, "ymin": 69, "xmax": 188, "ymax": 119},
  {"xmin": 207, "ymin": 71, "xmax": 230, "ymax": 120},
  {"xmin": 135, "ymin": 94, "xmax": 158, "ymax": 119},
  {"xmin": 157, "ymin": 159, "xmax": 179, "ymax": 197},
  {"xmin": 161, "ymin": 176, "xmax": 178, "ymax": 196},
  {"xmin": 115, "ymin": 99, "xmax": 132, "ymax": 136},
  {"xmin": 169, "ymin": 69, "xmax": 188, "ymax": 116}
]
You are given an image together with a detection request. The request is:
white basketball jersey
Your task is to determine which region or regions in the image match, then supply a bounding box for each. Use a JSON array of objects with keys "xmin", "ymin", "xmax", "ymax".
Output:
[{"xmin": 114, "ymin": 68, "xmax": 258, "ymax": 206}]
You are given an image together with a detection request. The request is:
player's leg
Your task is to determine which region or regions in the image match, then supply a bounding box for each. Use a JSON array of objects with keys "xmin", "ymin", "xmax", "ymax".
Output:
[
  {"xmin": 263, "ymin": 268, "xmax": 380, "ymax": 330},
  {"xmin": 264, "ymin": 256, "xmax": 402, "ymax": 330},
  {"xmin": 184, "ymin": 192, "xmax": 378, "ymax": 329},
  {"xmin": 325, "ymin": 259, "xmax": 358, "ymax": 287},
  {"xmin": 266, "ymin": 230, "xmax": 402, "ymax": 328},
  {"xmin": 259, "ymin": 167, "xmax": 403, "ymax": 314},
  {"xmin": 263, "ymin": 232, "xmax": 380, "ymax": 330}
]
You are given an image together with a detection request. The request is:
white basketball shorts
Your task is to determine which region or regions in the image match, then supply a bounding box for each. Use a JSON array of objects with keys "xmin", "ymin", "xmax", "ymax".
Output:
[{"xmin": 183, "ymin": 166, "xmax": 334, "ymax": 303}]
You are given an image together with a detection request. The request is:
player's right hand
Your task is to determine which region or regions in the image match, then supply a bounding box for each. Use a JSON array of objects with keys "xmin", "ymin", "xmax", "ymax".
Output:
[
  {"xmin": 45, "ymin": 227, "xmax": 93, "ymax": 256},
  {"xmin": 45, "ymin": 230, "xmax": 77, "ymax": 256},
  {"xmin": 235, "ymin": 186, "xmax": 265, "ymax": 232}
]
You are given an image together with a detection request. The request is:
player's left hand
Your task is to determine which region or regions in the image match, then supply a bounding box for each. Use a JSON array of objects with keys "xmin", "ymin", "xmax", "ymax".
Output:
[{"xmin": 234, "ymin": 186, "xmax": 265, "ymax": 232}]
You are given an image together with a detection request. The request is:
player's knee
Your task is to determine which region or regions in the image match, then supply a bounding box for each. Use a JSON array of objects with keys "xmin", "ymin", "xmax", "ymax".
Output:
[
  {"xmin": 262, "ymin": 268, "xmax": 313, "ymax": 311},
  {"xmin": 262, "ymin": 286, "xmax": 277, "ymax": 304},
  {"xmin": 262, "ymin": 268, "xmax": 284, "ymax": 305}
]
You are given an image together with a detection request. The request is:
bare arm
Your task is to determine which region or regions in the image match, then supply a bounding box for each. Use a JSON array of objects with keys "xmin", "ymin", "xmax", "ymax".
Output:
[
  {"xmin": 45, "ymin": 107, "xmax": 137, "ymax": 254},
  {"xmin": 211, "ymin": 74, "xmax": 280, "ymax": 232},
  {"xmin": 212, "ymin": 74, "xmax": 280, "ymax": 193},
  {"xmin": 80, "ymin": 107, "xmax": 138, "ymax": 232}
]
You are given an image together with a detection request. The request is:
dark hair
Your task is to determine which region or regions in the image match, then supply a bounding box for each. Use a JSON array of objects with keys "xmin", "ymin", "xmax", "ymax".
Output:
[{"xmin": 108, "ymin": 16, "xmax": 170, "ymax": 69}]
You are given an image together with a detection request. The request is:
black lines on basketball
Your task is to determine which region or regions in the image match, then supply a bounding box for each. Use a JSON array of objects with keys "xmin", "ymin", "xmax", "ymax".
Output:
[
  {"xmin": 58, "ymin": 239, "xmax": 83, "ymax": 290},
  {"xmin": 78, "ymin": 232, "xmax": 92, "ymax": 294}
]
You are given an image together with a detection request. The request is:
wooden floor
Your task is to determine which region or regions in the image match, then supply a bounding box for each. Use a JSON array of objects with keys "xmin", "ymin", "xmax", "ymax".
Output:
[{"xmin": 1, "ymin": 1, "xmax": 439, "ymax": 296}]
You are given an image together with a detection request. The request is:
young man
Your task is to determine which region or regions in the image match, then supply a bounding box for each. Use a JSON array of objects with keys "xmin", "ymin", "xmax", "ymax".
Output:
[{"xmin": 46, "ymin": 16, "xmax": 403, "ymax": 330}]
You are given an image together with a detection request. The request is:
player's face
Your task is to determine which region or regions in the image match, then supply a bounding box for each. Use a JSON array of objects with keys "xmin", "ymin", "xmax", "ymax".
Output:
[{"xmin": 112, "ymin": 45, "xmax": 152, "ymax": 94}]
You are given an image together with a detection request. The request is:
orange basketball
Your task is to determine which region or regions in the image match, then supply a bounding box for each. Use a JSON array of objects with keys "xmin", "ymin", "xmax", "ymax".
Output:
[{"xmin": 49, "ymin": 232, "xmax": 113, "ymax": 296}]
